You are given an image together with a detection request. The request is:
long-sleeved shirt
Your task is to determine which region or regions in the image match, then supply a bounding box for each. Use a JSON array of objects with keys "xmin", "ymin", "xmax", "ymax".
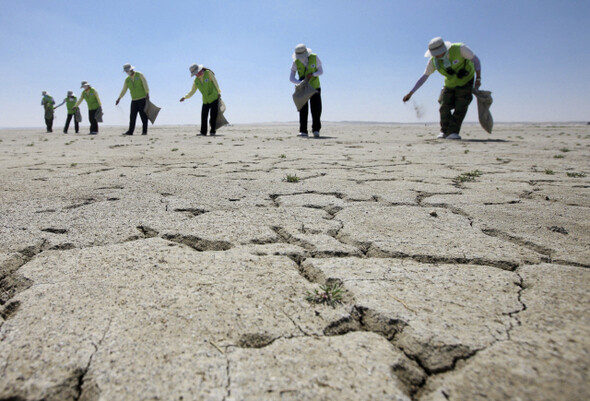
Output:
[
  {"xmin": 55, "ymin": 96, "xmax": 78, "ymax": 114},
  {"xmin": 410, "ymin": 44, "xmax": 481, "ymax": 93},
  {"xmin": 74, "ymin": 88, "xmax": 102, "ymax": 110},
  {"xmin": 41, "ymin": 95, "xmax": 54, "ymax": 107},
  {"xmin": 184, "ymin": 70, "xmax": 221, "ymax": 99},
  {"xmin": 54, "ymin": 96, "xmax": 73, "ymax": 108},
  {"xmin": 118, "ymin": 72, "xmax": 149, "ymax": 100},
  {"xmin": 290, "ymin": 56, "xmax": 323, "ymax": 84}
]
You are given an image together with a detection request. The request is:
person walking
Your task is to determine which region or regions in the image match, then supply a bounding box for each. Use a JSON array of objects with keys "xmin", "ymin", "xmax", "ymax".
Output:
[
  {"xmin": 180, "ymin": 64, "xmax": 221, "ymax": 136},
  {"xmin": 41, "ymin": 91, "xmax": 55, "ymax": 133},
  {"xmin": 116, "ymin": 63, "xmax": 149, "ymax": 135},
  {"xmin": 73, "ymin": 81, "xmax": 102, "ymax": 135},
  {"xmin": 290, "ymin": 43, "xmax": 323, "ymax": 138},
  {"xmin": 403, "ymin": 37, "xmax": 482, "ymax": 140},
  {"xmin": 54, "ymin": 91, "xmax": 79, "ymax": 134}
]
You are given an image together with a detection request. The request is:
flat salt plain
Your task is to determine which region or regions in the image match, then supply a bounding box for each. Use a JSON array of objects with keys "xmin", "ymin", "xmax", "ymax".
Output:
[{"xmin": 0, "ymin": 123, "xmax": 589, "ymax": 400}]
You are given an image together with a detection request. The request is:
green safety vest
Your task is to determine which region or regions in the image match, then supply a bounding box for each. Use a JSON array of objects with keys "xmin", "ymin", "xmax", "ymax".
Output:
[
  {"xmin": 42, "ymin": 96, "xmax": 54, "ymax": 119},
  {"xmin": 126, "ymin": 72, "xmax": 147, "ymax": 100},
  {"xmin": 194, "ymin": 70, "xmax": 219, "ymax": 104},
  {"xmin": 65, "ymin": 96, "xmax": 77, "ymax": 114},
  {"xmin": 42, "ymin": 95, "xmax": 54, "ymax": 107},
  {"xmin": 82, "ymin": 88, "xmax": 100, "ymax": 110},
  {"xmin": 432, "ymin": 43, "xmax": 475, "ymax": 88},
  {"xmin": 295, "ymin": 54, "xmax": 320, "ymax": 89}
]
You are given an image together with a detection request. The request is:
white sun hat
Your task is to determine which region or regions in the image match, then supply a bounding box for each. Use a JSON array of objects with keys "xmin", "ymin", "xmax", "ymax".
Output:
[
  {"xmin": 424, "ymin": 37, "xmax": 452, "ymax": 57},
  {"xmin": 123, "ymin": 63, "xmax": 135, "ymax": 72},
  {"xmin": 292, "ymin": 43, "xmax": 312, "ymax": 61},
  {"xmin": 80, "ymin": 80, "xmax": 90, "ymax": 88},
  {"xmin": 189, "ymin": 63, "xmax": 204, "ymax": 76}
]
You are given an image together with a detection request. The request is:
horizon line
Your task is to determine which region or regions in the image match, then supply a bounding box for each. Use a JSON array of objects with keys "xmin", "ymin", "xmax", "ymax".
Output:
[{"xmin": 1, "ymin": 121, "xmax": 589, "ymax": 130}]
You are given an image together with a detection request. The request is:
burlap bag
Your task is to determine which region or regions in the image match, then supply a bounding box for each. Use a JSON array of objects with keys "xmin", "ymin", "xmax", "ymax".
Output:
[
  {"xmin": 215, "ymin": 98, "xmax": 229, "ymax": 129},
  {"xmin": 292, "ymin": 79, "xmax": 318, "ymax": 111},
  {"xmin": 473, "ymin": 88, "xmax": 493, "ymax": 134},
  {"xmin": 94, "ymin": 107, "xmax": 104, "ymax": 123},
  {"xmin": 144, "ymin": 99, "xmax": 161, "ymax": 124}
]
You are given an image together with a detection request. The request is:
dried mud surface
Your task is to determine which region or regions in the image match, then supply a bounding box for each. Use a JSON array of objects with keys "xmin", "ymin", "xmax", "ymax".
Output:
[{"xmin": 0, "ymin": 123, "xmax": 589, "ymax": 400}]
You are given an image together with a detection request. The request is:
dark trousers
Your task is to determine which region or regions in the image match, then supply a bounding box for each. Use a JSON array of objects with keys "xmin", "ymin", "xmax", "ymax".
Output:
[
  {"xmin": 201, "ymin": 98, "xmax": 219, "ymax": 135},
  {"xmin": 438, "ymin": 79, "xmax": 473, "ymax": 135},
  {"xmin": 45, "ymin": 119, "xmax": 53, "ymax": 132},
  {"xmin": 299, "ymin": 88, "xmax": 322, "ymax": 133},
  {"xmin": 128, "ymin": 98, "xmax": 148, "ymax": 134},
  {"xmin": 64, "ymin": 113, "xmax": 79, "ymax": 133},
  {"xmin": 88, "ymin": 109, "xmax": 98, "ymax": 133}
]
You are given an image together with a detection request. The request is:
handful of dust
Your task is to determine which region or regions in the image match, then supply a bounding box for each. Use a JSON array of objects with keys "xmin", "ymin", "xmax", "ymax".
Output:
[{"xmin": 412, "ymin": 100, "xmax": 424, "ymax": 119}]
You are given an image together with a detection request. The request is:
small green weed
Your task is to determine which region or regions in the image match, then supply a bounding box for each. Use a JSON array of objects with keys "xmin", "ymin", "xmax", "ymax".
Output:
[
  {"xmin": 70, "ymin": 163, "xmax": 78, "ymax": 167},
  {"xmin": 553, "ymin": 154, "xmax": 565, "ymax": 159},
  {"xmin": 560, "ymin": 148, "xmax": 570, "ymax": 153},
  {"xmin": 566, "ymin": 172, "xmax": 586, "ymax": 178},
  {"xmin": 285, "ymin": 174, "xmax": 300, "ymax": 183},
  {"xmin": 306, "ymin": 283, "xmax": 343, "ymax": 307},
  {"xmin": 453, "ymin": 170, "xmax": 483, "ymax": 183},
  {"xmin": 279, "ymin": 154, "xmax": 286, "ymax": 159},
  {"xmin": 544, "ymin": 169, "xmax": 555, "ymax": 175},
  {"xmin": 171, "ymin": 148, "xmax": 179, "ymax": 152}
]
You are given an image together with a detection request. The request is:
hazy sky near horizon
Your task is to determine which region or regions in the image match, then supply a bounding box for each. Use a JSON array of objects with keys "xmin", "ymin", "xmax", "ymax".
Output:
[{"xmin": 0, "ymin": 0, "xmax": 588, "ymax": 128}]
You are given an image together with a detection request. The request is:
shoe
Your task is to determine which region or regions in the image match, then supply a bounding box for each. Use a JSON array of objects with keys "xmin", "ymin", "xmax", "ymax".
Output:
[
  {"xmin": 299, "ymin": 132, "xmax": 308, "ymax": 137},
  {"xmin": 210, "ymin": 132, "xmax": 216, "ymax": 136},
  {"xmin": 198, "ymin": 133, "xmax": 207, "ymax": 136},
  {"xmin": 446, "ymin": 133, "xmax": 461, "ymax": 140},
  {"xmin": 313, "ymin": 131, "xmax": 320, "ymax": 138},
  {"xmin": 122, "ymin": 132, "xmax": 133, "ymax": 136},
  {"xmin": 437, "ymin": 132, "xmax": 446, "ymax": 139},
  {"xmin": 141, "ymin": 132, "xmax": 147, "ymax": 135},
  {"xmin": 89, "ymin": 132, "xmax": 98, "ymax": 135}
]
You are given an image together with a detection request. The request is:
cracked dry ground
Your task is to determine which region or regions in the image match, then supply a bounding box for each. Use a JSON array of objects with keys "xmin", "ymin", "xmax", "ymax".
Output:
[{"xmin": 0, "ymin": 123, "xmax": 589, "ymax": 400}]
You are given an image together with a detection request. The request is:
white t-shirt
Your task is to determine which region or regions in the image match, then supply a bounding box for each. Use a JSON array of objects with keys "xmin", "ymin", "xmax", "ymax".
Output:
[
  {"xmin": 289, "ymin": 56, "xmax": 323, "ymax": 84},
  {"xmin": 424, "ymin": 45, "xmax": 475, "ymax": 75}
]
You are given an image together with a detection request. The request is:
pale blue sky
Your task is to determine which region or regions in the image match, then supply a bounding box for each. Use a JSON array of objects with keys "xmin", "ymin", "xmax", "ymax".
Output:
[{"xmin": 0, "ymin": 0, "xmax": 588, "ymax": 128}]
